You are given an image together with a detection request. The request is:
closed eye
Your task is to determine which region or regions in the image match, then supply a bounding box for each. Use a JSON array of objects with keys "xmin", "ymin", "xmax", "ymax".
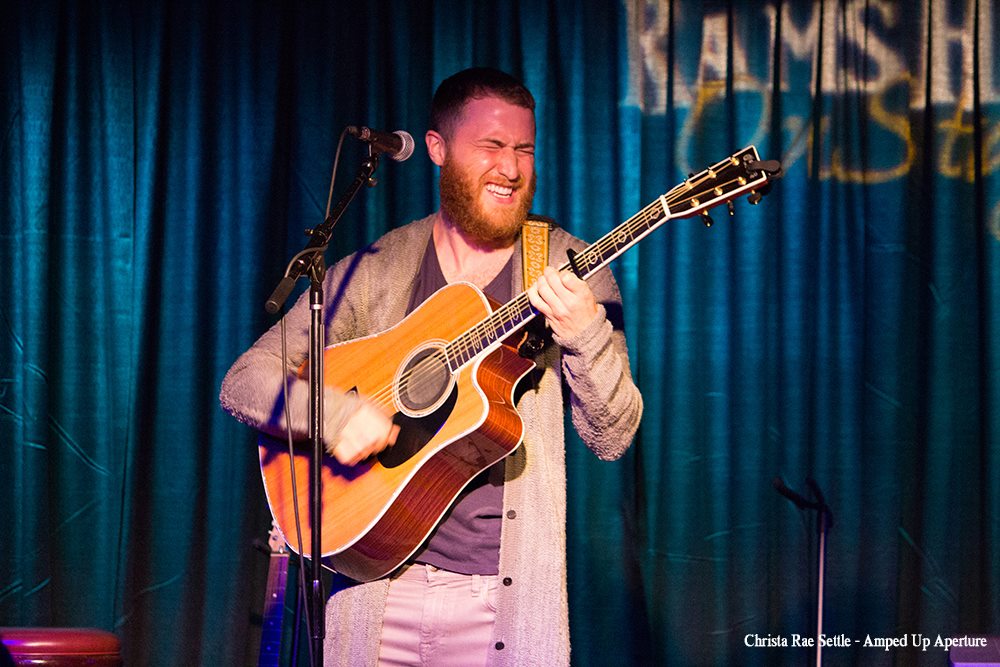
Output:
[{"xmin": 476, "ymin": 139, "xmax": 535, "ymax": 156}]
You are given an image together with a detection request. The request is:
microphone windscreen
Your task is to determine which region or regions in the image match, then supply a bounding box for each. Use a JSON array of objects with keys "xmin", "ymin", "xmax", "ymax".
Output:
[{"xmin": 392, "ymin": 130, "xmax": 415, "ymax": 162}]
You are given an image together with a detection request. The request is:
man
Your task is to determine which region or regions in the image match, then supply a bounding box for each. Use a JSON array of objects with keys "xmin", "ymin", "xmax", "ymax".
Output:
[{"xmin": 220, "ymin": 67, "xmax": 642, "ymax": 666}]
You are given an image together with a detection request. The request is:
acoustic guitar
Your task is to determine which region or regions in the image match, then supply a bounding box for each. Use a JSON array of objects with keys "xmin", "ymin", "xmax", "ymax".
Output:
[{"xmin": 259, "ymin": 146, "xmax": 781, "ymax": 582}]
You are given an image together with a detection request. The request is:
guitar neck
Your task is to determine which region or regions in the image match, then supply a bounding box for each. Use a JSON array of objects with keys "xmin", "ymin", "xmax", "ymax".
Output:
[
  {"xmin": 445, "ymin": 146, "xmax": 776, "ymax": 371},
  {"xmin": 258, "ymin": 551, "xmax": 289, "ymax": 667},
  {"xmin": 444, "ymin": 200, "xmax": 666, "ymax": 370}
]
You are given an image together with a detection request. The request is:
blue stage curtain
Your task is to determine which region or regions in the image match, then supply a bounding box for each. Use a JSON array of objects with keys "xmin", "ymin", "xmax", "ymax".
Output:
[{"xmin": 2, "ymin": 1, "xmax": 997, "ymax": 665}]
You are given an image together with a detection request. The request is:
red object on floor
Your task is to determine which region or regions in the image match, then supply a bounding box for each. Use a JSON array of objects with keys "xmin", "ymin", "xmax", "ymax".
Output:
[{"xmin": 0, "ymin": 628, "xmax": 121, "ymax": 666}]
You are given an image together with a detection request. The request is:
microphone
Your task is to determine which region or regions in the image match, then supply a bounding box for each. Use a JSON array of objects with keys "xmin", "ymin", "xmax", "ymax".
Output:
[{"xmin": 347, "ymin": 126, "xmax": 415, "ymax": 162}]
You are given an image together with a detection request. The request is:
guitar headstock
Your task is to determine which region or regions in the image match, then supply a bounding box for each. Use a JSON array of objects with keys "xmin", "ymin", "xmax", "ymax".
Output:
[
  {"xmin": 267, "ymin": 521, "xmax": 287, "ymax": 555},
  {"xmin": 664, "ymin": 146, "xmax": 782, "ymax": 226}
]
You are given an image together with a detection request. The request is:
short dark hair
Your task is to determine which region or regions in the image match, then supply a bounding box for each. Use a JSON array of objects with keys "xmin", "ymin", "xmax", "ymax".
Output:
[{"xmin": 429, "ymin": 67, "xmax": 535, "ymax": 138}]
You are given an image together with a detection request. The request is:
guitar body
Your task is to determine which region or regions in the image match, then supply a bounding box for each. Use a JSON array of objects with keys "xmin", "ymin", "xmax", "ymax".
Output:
[{"xmin": 258, "ymin": 282, "xmax": 536, "ymax": 582}]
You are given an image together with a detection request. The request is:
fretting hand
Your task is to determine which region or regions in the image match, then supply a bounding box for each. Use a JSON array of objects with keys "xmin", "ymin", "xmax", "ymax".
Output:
[{"xmin": 527, "ymin": 266, "xmax": 598, "ymax": 340}]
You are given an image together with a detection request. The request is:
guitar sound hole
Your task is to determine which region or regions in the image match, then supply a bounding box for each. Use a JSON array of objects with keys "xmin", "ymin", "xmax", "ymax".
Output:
[{"xmin": 397, "ymin": 345, "xmax": 452, "ymax": 415}]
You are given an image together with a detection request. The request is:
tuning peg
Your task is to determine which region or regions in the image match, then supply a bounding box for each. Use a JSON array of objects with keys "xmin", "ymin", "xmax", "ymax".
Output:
[
  {"xmin": 747, "ymin": 190, "xmax": 762, "ymax": 205},
  {"xmin": 727, "ymin": 201, "xmax": 735, "ymax": 216},
  {"xmin": 701, "ymin": 212, "xmax": 714, "ymax": 227}
]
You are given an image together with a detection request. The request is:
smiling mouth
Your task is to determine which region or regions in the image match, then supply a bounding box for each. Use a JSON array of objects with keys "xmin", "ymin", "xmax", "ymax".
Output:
[{"xmin": 485, "ymin": 183, "xmax": 515, "ymax": 200}]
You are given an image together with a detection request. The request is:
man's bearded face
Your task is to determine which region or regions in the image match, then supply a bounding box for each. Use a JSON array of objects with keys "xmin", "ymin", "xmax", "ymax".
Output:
[{"xmin": 438, "ymin": 156, "xmax": 537, "ymax": 249}]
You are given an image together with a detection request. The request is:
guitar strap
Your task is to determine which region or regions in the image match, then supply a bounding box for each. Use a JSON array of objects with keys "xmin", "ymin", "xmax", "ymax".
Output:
[
  {"xmin": 518, "ymin": 215, "xmax": 553, "ymax": 358},
  {"xmin": 521, "ymin": 215, "xmax": 551, "ymax": 289}
]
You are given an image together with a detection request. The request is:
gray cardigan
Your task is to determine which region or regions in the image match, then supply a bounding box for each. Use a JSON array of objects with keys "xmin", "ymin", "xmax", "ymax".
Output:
[{"xmin": 220, "ymin": 214, "xmax": 642, "ymax": 666}]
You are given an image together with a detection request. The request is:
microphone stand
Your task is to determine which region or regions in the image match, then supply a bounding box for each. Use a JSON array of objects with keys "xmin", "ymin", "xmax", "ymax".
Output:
[
  {"xmin": 265, "ymin": 152, "xmax": 381, "ymax": 667},
  {"xmin": 773, "ymin": 477, "xmax": 834, "ymax": 667}
]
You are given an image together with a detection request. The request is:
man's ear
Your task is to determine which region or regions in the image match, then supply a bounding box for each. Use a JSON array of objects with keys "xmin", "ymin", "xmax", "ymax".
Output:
[{"xmin": 425, "ymin": 130, "xmax": 446, "ymax": 167}]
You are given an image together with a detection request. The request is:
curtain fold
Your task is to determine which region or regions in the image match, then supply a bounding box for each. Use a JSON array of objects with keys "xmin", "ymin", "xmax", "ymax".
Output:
[{"xmin": 2, "ymin": 1, "xmax": 997, "ymax": 665}]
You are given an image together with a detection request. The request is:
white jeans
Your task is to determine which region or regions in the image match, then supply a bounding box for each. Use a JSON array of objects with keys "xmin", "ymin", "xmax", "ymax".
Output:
[{"xmin": 377, "ymin": 564, "xmax": 498, "ymax": 667}]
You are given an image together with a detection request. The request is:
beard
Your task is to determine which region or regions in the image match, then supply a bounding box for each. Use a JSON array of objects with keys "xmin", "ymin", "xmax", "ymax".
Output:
[{"xmin": 438, "ymin": 159, "xmax": 537, "ymax": 249}]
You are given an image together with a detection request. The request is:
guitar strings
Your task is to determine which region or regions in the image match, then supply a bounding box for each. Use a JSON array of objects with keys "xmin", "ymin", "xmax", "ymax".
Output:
[{"xmin": 352, "ymin": 168, "xmax": 751, "ymax": 416}]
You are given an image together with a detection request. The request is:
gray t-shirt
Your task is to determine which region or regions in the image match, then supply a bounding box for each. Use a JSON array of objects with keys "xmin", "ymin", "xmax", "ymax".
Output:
[{"xmin": 406, "ymin": 236, "xmax": 511, "ymax": 575}]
